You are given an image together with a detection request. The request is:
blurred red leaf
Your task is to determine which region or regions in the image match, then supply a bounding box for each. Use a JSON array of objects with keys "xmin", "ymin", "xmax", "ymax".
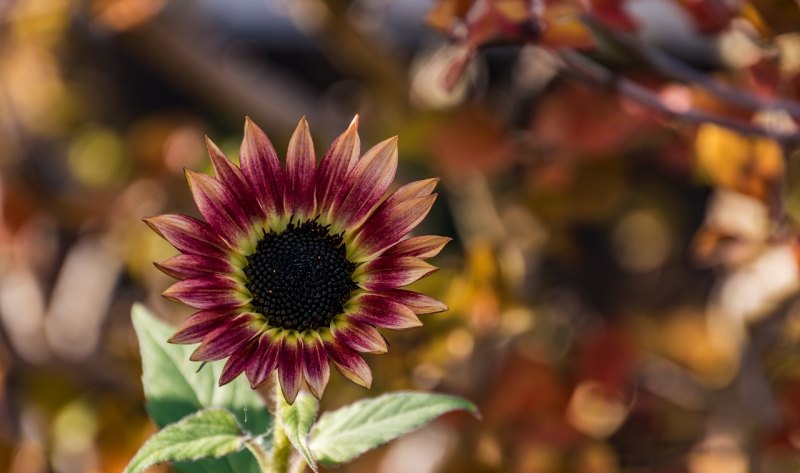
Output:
[{"xmin": 678, "ymin": 0, "xmax": 737, "ymax": 33}]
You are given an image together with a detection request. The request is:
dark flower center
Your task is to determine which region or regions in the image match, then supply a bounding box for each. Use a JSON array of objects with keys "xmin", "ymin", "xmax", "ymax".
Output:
[{"xmin": 244, "ymin": 219, "xmax": 357, "ymax": 331}]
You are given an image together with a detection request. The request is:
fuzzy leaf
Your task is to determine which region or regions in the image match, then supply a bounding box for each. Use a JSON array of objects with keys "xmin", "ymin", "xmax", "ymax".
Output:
[
  {"xmin": 131, "ymin": 303, "xmax": 271, "ymax": 473},
  {"xmin": 280, "ymin": 391, "xmax": 319, "ymax": 472},
  {"xmin": 309, "ymin": 392, "xmax": 479, "ymax": 466},
  {"xmin": 125, "ymin": 408, "xmax": 249, "ymax": 473}
]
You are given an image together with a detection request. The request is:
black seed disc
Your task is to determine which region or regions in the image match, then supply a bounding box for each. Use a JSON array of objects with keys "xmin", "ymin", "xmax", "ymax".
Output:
[{"xmin": 243, "ymin": 220, "xmax": 357, "ymax": 331}]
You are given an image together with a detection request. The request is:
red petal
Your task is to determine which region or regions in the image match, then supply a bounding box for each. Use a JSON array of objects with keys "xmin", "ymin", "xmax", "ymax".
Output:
[
  {"xmin": 383, "ymin": 235, "xmax": 451, "ymax": 259},
  {"xmin": 143, "ymin": 214, "xmax": 229, "ymax": 258},
  {"xmin": 349, "ymin": 293, "xmax": 423, "ymax": 329},
  {"xmin": 245, "ymin": 331, "xmax": 281, "ymax": 388},
  {"xmin": 333, "ymin": 320, "xmax": 388, "ymax": 353},
  {"xmin": 332, "ymin": 136, "xmax": 398, "ymax": 231},
  {"xmin": 323, "ymin": 335, "xmax": 372, "ymax": 389},
  {"xmin": 357, "ymin": 256, "xmax": 438, "ymax": 291},
  {"xmin": 219, "ymin": 340, "xmax": 257, "ymax": 385},
  {"xmin": 353, "ymin": 194, "xmax": 437, "ymax": 260},
  {"xmin": 317, "ymin": 116, "xmax": 360, "ymax": 216},
  {"xmin": 190, "ymin": 314, "xmax": 259, "ymax": 361},
  {"xmin": 207, "ymin": 137, "xmax": 265, "ymax": 222},
  {"xmin": 385, "ymin": 177, "xmax": 438, "ymax": 203},
  {"xmin": 285, "ymin": 117, "xmax": 317, "ymax": 217},
  {"xmin": 162, "ymin": 275, "xmax": 244, "ymax": 310},
  {"xmin": 155, "ymin": 254, "xmax": 234, "ymax": 280},
  {"xmin": 302, "ymin": 332, "xmax": 330, "ymax": 399},
  {"xmin": 185, "ymin": 170, "xmax": 251, "ymax": 245},
  {"xmin": 277, "ymin": 334, "xmax": 302, "ymax": 404},
  {"xmin": 169, "ymin": 309, "xmax": 236, "ymax": 344},
  {"xmin": 380, "ymin": 289, "xmax": 448, "ymax": 315},
  {"xmin": 240, "ymin": 117, "xmax": 284, "ymax": 218}
]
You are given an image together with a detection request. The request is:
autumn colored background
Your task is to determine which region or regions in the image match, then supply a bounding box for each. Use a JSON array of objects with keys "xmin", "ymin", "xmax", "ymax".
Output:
[{"xmin": 2, "ymin": 0, "xmax": 800, "ymax": 472}]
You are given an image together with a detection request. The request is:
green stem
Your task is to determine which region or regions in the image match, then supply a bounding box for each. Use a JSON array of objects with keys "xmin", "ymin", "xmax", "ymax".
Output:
[
  {"xmin": 271, "ymin": 376, "xmax": 292, "ymax": 473},
  {"xmin": 245, "ymin": 438, "xmax": 271, "ymax": 473},
  {"xmin": 289, "ymin": 458, "xmax": 308, "ymax": 473}
]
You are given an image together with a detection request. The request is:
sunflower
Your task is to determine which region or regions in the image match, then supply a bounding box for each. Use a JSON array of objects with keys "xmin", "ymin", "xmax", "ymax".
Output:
[{"xmin": 145, "ymin": 117, "xmax": 447, "ymax": 403}]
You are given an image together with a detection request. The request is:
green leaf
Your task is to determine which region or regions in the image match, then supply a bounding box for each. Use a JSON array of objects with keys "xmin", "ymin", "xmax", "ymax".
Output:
[
  {"xmin": 125, "ymin": 408, "xmax": 250, "ymax": 473},
  {"xmin": 309, "ymin": 391, "xmax": 479, "ymax": 466},
  {"xmin": 131, "ymin": 303, "xmax": 271, "ymax": 473},
  {"xmin": 279, "ymin": 391, "xmax": 319, "ymax": 472}
]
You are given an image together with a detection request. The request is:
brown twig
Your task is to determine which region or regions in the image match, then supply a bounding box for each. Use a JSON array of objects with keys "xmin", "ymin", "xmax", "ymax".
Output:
[
  {"xmin": 582, "ymin": 16, "xmax": 800, "ymax": 119},
  {"xmin": 557, "ymin": 48, "xmax": 800, "ymax": 144}
]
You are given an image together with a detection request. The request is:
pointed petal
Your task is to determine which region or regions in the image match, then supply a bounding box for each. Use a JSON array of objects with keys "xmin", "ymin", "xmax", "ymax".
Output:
[
  {"xmin": 277, "ymin": 333, "xmax": 302, "ymax": 404},
  {"xmin": 240, "ymin": 117, "xmax": 284, "ymax": 217},
  {"xmin": 219, "ymin": 340, "xmax": 257, "ymax": 385},
  {"xmin": 155, "ymin": 254, "xmax": 234, "ymax": 280},
  {"xmin": 185, "ymin": 170, "xmax": 251, "ymax": 245},
  {"xmin": 349, "ymin": 293, "xmax": 423, "ymax": 329},
  {"xmin": 162, "ymin": 275, "xmax": 244, "ymax": 310},
  {"xmin": 169, "ymin": 309, "xmax": 236, "ymax": 344},
  {"xmin": 380, "ymin": 289, "xmax": 448, "ymax": 315},
  {"xmin": 190, "ymin": 314, "xmax": 260, "ymax": 361},
  {"xmin": 383, "ymin": 235, "xmax": 451, "ymax": 259},
  {"xmin": 285, "ymin": 118, "xmax": 317, "ymax": 217},
  {"xmin": 352, "ymin": 194, "xmax": 437, "ymax": 261},
  {"xmin": 162, "ymin": 273, "xmax": 238, "ymax": 292},
  {"xmin": 385, "ymin": 177, "xmax": 439, "ymax": 203},
  {"xmin": 317, "ymin": 116, "xmax": 360, "ymax": 216},
  {"xmin": 323, "ymin": 335, "xmax": 372, "ymax": 389},
  {"xmin": 245, "ymin": 330, "xmax": 282, "ymax": 388},
  {"xmin": 143, "ymin": 214, "xmax": 230, "ymax": 257},
  {"xmin": 356, "ymin": 256, "xmax": 438, "ymax": 291},
  {"xmin": 301, "ymin": 332, "xmax": 330, "ymax": 399},
  {"xmin": 332, "ymin": 136, "xmax": 398, "ymax": 231},
  {"xmin": 207, "ymin": 137, "xmax": 265, "ymax": 222},
  {"xmin": 332, "ymin": 320, "xmax": 388, "ymax": 353}
]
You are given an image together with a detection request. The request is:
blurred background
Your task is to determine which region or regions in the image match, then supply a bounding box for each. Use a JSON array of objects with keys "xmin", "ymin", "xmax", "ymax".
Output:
[{"xmin": 3, "ymin": 0, "xmax": 800, "ymax": 471}]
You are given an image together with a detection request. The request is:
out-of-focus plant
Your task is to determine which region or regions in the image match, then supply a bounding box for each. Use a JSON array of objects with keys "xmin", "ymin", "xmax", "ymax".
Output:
[{"xmin": 420, "ymin": 1, "xmax": 800, "ymax": 472}]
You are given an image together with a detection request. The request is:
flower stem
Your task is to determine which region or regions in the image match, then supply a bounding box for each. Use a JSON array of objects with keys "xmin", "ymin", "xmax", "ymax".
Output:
[
  {"xmin": 289, "ymin": 458, "xmax": 308, "ymax": 473},
  {"xmin": 245, "ymin": 438, "xmax": 271, "ymax": 473},
  {"xmin": 271, "ymin": 376, "xmax": 292, "ymax": 473}
]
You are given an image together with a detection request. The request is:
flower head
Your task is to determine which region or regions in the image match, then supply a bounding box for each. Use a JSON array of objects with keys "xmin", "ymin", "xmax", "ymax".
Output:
[{"xmin": 145, "ymin": 117, "xmax": 447, "ymax": 403}]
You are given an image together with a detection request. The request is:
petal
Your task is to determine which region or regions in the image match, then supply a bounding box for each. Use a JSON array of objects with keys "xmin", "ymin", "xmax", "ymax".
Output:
[
  {"xmin": 352, "ymin": 194, "xmax": 437, "ymax": 261},
  {"xmin": 356, "ymin": 256, "xmax": 438, "ymax": 291},
  {"xmin": 207, "ymin": 137, "xmax": 265, "ymax": 222},
  {"xmin": 285, "ymin": 118, "xmax": 317, "ymax": 217},
  {"xmin": 323, "ymin": 334, "xmax": 372, "ymax": 389},
  {"xmin": 245, "ymin": 330, "xmax": 282, "ymax": 388},
  {"xmin": 332, "ymin": 136, "xmax": 398, "ymax": 231},
  {"xmin": 277, "ymin": 333, "xmax": 303, "ymax": 404},
  {"xmin": 317, "ymin": 116, "xmax": 360, "ymax": 216},
  {"xmin": 169, "ymin": 309, "xmax": 237, "ymax": 344},
  {"xmin": 191, "ymin": 314, "xmax": 260, "ymax": 361},
  {"xmin": 219, "ymin": 340, "xmax": 257, "ymax": 385},
  {"xmin": 379, "ymin": 289, "xmax": 448, "ymax": 315},
  {"xmin": 383, "ymin": 235, "xmax": 451, "ymax": 259},
  {"xmin": 162, "ymin": 275, "xmax": 244, "ymax": 310},
  {"xmin": 384, "ymin": 177, "xmax": 439, "ymax": 203},
  {"xmin": 349, "ymin": 293, "xmax": 423, "ymax": 329},
  {"xmin": 185, "ymin": 170, "xmax": 252, "ymax": 245},
  {"xmin": 143, "ymin": 214, "xmax": 229, "ymax": 257},
  {"xmin": 155, "ymin": 254, "xmax": 234, "ymax": 280},
  {"xmin": 241, "ymin": 117, "xmax": 284, "ymax": 217},
  {"xmin": 332, "ymin": 320, "xmax": 388, "ymax": 353},
  {"xmin": 301, "ymin": 332, "xmax": 330, "ymax": 399}
]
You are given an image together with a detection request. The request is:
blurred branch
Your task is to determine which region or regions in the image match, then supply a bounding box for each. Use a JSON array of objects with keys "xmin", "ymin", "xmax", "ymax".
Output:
[
  {"xmin": 116, "ymin": 14, "xmax": 343, "ymax": 136},
  {"xmin": 583, "ymin": 16, "xmax": 800, "ymax": 119},
  {"xmin": 288, "ymin": 0, "xmax": 409, "ymax": 113},
  {"xmin": 557, "ymin": 48, "xmax": 800, "ymax": 144}
]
